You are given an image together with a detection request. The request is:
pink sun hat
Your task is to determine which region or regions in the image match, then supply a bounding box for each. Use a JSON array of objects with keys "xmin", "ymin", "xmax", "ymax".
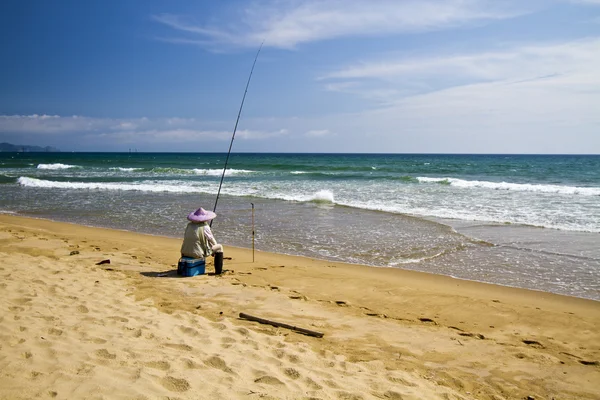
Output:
[{"xmin": 187, "ymin": 207, "xmax": 217, "ymax": 222}]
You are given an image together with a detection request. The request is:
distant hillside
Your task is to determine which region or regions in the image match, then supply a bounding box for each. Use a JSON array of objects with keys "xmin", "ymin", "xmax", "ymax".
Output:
[{"xmin": 0, "ymin": 142, "xmax": 60, "ymax": 152}]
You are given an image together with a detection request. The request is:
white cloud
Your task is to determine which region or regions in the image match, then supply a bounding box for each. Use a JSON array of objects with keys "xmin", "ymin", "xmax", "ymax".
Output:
[
  {"xmin": 236, "ymin": 128, "xmax": 289, "ymax": 139},
  {"xmin": 322, "ymin": 38, "xmax": 600, "ymax": 100},
  {"xmin": 153, "ymin": 0, "xmax": 526, "ymax": 49},
  {"xmin": 227, "ymin": 37, "xmax": 600, "ymax": 153},
  {"xmin": 0, "ymin": 115, "xmax": 287, "ymax": 149}
]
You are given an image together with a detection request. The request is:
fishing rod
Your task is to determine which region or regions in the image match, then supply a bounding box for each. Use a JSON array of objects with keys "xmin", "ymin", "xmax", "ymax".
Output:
[{"xmin": 211, "ymin": 41, "xmax": 264, "ymax": 226}]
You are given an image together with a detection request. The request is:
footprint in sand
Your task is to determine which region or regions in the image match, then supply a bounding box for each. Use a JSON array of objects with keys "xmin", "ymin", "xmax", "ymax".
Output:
[
  {"xmin": 204, "ymin": 355, "xmax": 234, "ymax": 374},
  {"xmin": 95, "ymin": 349, "xmax": 116, "ymax": 359},
  {"xmin": 76, "ymin": 305, "xmax": 89, "ymax": 313},
  {"xmin": 387, "ymin": 375, "xmax": 418, "ymax": 387},
  {"xmin": 176, "ymin": 325, "xmax": 199, "ymax": 336},
  {"xmin": 107, "ymin": 316, "xmax": 128, "ymax": 323},
  {"xmin": 30, "ymin": 371, "xmax": 43, "ymax": 379},
  {"xmin": 305, "ymin": 377, "xmax": 323, "ymax": 390},
  {"xmin": 160, "ymin": 376, "xmax": 190, "ymax": 392},
  {"xmin": 48, "ymin": 328, "xmax": 63, "ymax": 336},
  {"xmin": 144, "ymin": 360, "xmax": 171, "ymax": 370},
  {"xmin": 181, "ymin": 358, "xmax": 202, "ymax": 369},
  {"xmin": 221, "ymin": 337, "xmax": 236, "ymax": 344},
  {"xmin": 254, "ymin": 375, "xmax": 285, "ymax": 385},
  {"xmin": 211, "ymin": 322, "xmax": 227, "ymax": 331},
  {"xmin": 380, "ymin": 391, "xmax": 405, "ymax": 400},
  {"xmin": 283, "ymin": 367, "xmax": 301, "ymax": 380},
  {"xmin": 163, "ymin": 343, "xmax": 193, "ymax": 351},
  {"xmin": 236, "ymin": 327, "xmax": 250, "ymax": 336}
]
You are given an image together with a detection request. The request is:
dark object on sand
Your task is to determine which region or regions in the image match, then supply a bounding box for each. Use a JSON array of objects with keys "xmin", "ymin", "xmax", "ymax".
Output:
[
  {"xmin": 70, "ymin": 250, "xmax": 79, "ymax": 256},
  {"xmin": 239, "ymin": 312, "xmax": 324, "ymax": 338},
  {"xmin": 214, "ymin": 252, "xmax": 223, "ymax": 275},
  {"xmin": 96, "ymin": 259, "xmax": 110, "ymax": 265}
]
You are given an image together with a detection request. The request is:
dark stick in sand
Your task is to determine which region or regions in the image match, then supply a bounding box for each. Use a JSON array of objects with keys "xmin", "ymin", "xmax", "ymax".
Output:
[{"xmin": 239, "ymin": 312, "xmax": 324, "ymax": 338}]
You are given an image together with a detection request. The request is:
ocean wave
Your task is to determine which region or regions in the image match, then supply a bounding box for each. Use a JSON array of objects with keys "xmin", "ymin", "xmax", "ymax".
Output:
[
  {"xmin": 417, "ymin": 177, "xmax": 600, "ymax": 196},
  {"xmin": 37, "ymin": 163, "xmax": 79, "ymax": 170},
  {"xmin": 389, "ymin": 250, "xmax": 447, "ymax": 265},
  {"xmin": 109, "ymin": 167, "xmax": 144, "ymax": 172},
  {"xmin": 336, "ymin": 199, "xmax": 600, "ymax": 233},
  {"xmin": 17, "ymin": 177, "xmax": 214, "ymax": 194},
  {"xmin": 192, "ymin": 168, "xmax": 254, "ymax": 176},
  {"xmin": 15, "ymin": 176, "xmax": 599, "ymax": 232},
  {"xmin": 309, "ymin": 190, "xmax": 335, "ymax": 203}
]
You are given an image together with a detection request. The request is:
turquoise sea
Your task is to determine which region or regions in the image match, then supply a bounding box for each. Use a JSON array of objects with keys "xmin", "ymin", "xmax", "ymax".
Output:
[{"xmin": 1, "ymin": 152, "xmax": 599, "ymax": 300}]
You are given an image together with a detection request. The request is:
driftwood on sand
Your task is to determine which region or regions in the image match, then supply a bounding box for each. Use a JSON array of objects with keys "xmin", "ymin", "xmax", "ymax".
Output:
[{"xmin": 239, "ymin": 312, "xmax": 324, "ymax": 338}]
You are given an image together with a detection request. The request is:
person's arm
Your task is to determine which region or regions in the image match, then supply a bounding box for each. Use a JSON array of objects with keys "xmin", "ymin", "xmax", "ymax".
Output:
[{"xmin": 204, "ymin": 225, "xmax": 217, "ymax": 247}]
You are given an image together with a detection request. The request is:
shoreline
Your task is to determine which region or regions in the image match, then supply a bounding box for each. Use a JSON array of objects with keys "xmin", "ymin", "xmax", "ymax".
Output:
[
  {"xmin": 3, "ymin": 211, "xmax": 599, "ymax": 303},
  {"xmin": 1, "ymin": 214, "xmax": 599, "ymax": 399}
]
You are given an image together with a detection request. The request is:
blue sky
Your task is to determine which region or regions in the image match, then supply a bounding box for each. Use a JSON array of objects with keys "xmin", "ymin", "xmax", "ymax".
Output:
[{"xmin": 1, "ymin": 0, "xmax": 599, "ymax": 153}]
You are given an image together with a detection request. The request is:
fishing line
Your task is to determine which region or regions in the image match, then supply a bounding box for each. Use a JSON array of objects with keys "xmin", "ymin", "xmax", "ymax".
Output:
[{"xmin": 211, "ymin": 41, "xmax": 264, "ymax": 226}]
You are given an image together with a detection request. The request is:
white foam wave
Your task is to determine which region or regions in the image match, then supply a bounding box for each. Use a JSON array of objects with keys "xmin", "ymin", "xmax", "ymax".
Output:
[
  {"xmin": 0, "ymin": 210, "xmax": 18, "ymax": 215},
  {"xmin": 290, "ymin": 171, "xmax": 307, "ymax": 174},
  {"xmin": 417, "ymin": 177, "xmax": 600, "ymax": 196},
  {"xmin": 109, "ymin": 167, "xmax": 143, "ymax": 172},
  {"xmin": 17, "ymin": 177, "xmax": 213, "ymax": 194},
  {"xmin": 247, "ymin": 188, "xmax": 336, "ymax": 204},
  {"xmin": 389, "ymin": 251, "xmax": 445, "ymax": 265},
  {"xmin": 310, "ymin": 190, "xmax": 335, "ymax": 203},
  {"xmin": 37, "ymin": 163, "xmax": 79, "ymax": 170},
  {"xmin": 192, "ymin": 168, "xmax": 254, "ymax": 176},
  {"xmin": 335, "ymin": 198, "xmax": 600, "ymax": 233}
]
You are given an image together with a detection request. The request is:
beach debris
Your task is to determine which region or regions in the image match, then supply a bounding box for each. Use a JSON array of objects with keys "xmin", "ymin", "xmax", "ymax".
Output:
[
  {"xmin": 579, "ymin": 360, "xmax": 599, "ymax": 366},
  {"xmin": 239, "ymin": 312, "xmax": 324, "ymax": 338},
  {"xmin": 560, "ymin": 351, "xmax": 581, "ymax": 359},
  {"xmin": 418, "ymin": 317, "xmax": 437, "ymax": 325},
  {"xmin": 69, "ymin": 250, "xmax": 79, "ymax": 256},
  {"xmin": 459, "ymin": 332, "xmax": 485, "ymax": 340},
  {"xmin": 96, "ymin": 259, "xmax": 110, "ymax": 265},
  {"xmin": 522, "ymin": 339, "xmax": 544, "ymax": 349},
  {"xmin": 335, "ymin": 300, "xmax": 348, "ymax": 306}
]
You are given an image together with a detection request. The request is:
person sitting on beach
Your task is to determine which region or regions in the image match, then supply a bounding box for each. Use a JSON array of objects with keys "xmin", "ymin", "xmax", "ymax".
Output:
[{"xmin": 180, "ymin": 207, "xmax": 223, "ymax": 259}]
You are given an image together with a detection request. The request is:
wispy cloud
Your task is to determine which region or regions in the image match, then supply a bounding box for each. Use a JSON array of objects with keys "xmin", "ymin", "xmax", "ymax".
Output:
[
  {"xmin": 321, "ymin": 37, "xmax": 600, "ymax": 100},
  {"xmin": 0, "ymin": 115, "xmax": 288, "ymax": 149},
  {"xmin": 153, "ymin": 0, "xmax": 527, "ymax": 50}
]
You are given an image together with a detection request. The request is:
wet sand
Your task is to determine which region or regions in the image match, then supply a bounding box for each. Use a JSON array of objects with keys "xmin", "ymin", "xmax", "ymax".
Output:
[{"xmin": 0, "ymin": 214, "xmax": 599, "ymax": 399}]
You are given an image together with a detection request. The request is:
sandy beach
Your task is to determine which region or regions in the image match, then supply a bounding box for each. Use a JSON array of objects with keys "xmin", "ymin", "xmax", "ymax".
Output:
[{"xmin": 0, "ymin": 214, "xmax": 599, "ymax": 400}]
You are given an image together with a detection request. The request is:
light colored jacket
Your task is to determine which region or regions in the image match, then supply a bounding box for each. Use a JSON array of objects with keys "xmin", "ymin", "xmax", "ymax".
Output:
[{"xmin": 180, "ymin": 221, "xmax": 217, "ymax": 259}]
